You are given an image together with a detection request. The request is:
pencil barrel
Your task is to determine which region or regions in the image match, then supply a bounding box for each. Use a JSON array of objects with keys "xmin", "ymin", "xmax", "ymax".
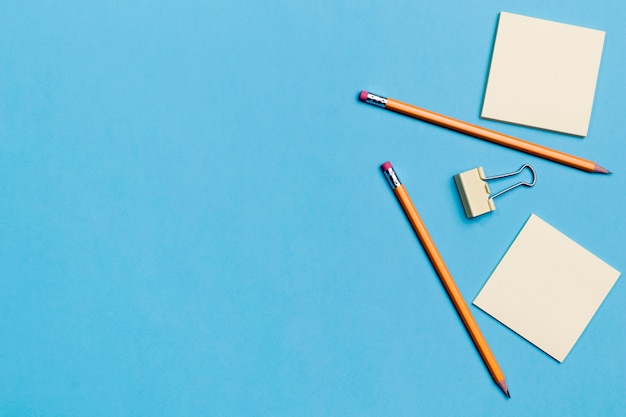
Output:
[
  {"xmin": 393, "ymin": 185, "xmax": 506, "ymax": 384},
  {"xmin": 386, "ymin": 98, "xmax": 596, "ymax": 172}
]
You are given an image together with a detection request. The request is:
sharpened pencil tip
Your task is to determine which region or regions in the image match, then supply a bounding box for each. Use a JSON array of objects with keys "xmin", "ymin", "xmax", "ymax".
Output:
[
  {"xmin": 592, "ymin": 164, "xmax": 611, "ymax": 174},
  {"xmin": 496, "ymin": 379, "xmax": 509, "ymax": 398}
]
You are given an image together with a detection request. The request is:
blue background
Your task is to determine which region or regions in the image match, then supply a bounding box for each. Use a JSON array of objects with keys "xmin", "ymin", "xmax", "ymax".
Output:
[{"xmin": 1, "ymin": 1, "xmax": 624, "ymax": 416}]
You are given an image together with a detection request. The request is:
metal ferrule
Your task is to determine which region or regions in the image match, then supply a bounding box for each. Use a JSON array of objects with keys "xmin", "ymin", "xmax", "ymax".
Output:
[
  {"xmin": 365, "ymin": 92, "xmax": 387, "ymax": 108},
  {"xmin": 383, "ymin": 167, "xmax": 401, "ymax": 189}
]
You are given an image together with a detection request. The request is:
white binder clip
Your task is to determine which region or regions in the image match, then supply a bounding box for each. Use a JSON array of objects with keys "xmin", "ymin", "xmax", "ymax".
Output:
[{"xmin": 453, "ymin": 164, "xmax": 537, "ymax": 218}]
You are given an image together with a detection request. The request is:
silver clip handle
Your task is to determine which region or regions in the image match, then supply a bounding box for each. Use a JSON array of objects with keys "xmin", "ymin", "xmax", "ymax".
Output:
[{"xmin": 485, "ymin": 164, "xmax": 537, "ymax": 200}]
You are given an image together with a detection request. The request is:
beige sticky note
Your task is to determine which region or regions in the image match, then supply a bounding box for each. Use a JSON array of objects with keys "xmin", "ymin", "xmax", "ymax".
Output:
[
  {"xmin": 481, "ymin": 12, "xmax": 605, "ymax": 136},
  {"xmin": 473, "ymin": 214, "xmax": 620, "ymax": 362}
]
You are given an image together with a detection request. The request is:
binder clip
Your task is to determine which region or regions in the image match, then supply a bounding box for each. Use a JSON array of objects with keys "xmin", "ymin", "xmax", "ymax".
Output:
[{"xmin": 453, "ymin": 164, "xmax": 537, "ymax": 218}]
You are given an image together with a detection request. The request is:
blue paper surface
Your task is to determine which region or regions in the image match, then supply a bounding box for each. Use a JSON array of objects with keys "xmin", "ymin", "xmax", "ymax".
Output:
[{"xmin": 0, "ymin": 1, "xmax": 624, "ymax": 416}]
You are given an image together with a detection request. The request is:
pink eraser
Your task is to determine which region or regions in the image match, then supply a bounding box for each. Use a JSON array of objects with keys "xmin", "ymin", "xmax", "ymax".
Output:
[
  {"xmin": 381, "ymin": 161, "xmax": 392, "ymax": 171},
  {"xmin": 359, "ymin": 90, "xmax": 369, "ymax": 102}
]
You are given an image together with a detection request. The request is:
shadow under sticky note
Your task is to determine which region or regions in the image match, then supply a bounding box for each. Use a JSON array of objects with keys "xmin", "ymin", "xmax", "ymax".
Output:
[
  {"xmin": 481, "ymin": 12, "xmax": 605, "ymax": 136},
  {"xmin": 473, "ymin": 214, "xmax": 620, "ymax": 362}
]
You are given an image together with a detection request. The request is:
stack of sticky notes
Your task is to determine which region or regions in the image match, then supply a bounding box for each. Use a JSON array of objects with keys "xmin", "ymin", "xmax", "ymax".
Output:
[
  {"xmin": 482, "ymin": 12, "xmax": 605, "ymax": 136},
  {"xmin": 474, "ymin": 214, "xmax": 620, "ymax": 362}
]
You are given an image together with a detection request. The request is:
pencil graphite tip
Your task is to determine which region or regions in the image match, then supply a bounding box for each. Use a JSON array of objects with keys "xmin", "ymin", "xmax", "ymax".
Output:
[{"xmin": 359, "ymin": 90, "xmax": 369, "ymax": 102}]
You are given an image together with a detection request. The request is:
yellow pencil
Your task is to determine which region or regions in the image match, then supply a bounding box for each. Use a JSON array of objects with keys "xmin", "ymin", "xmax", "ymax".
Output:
[
  {"xmin": 382, "ymin": 161, "xmax": 510, "ymax": 397},
  {"xmin": 362, "ymin": 91, "xmax": 610, "ymax": 174}
]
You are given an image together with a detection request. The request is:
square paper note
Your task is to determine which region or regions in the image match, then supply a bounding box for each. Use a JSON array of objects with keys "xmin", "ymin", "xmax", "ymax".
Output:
[
  {"xmin": 473, "ymin": 214, "xmax": 620, "ymax": 362},
  {"xmin": 481, "ymin": 12, "xmax": 605, "ymax": 136}
]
